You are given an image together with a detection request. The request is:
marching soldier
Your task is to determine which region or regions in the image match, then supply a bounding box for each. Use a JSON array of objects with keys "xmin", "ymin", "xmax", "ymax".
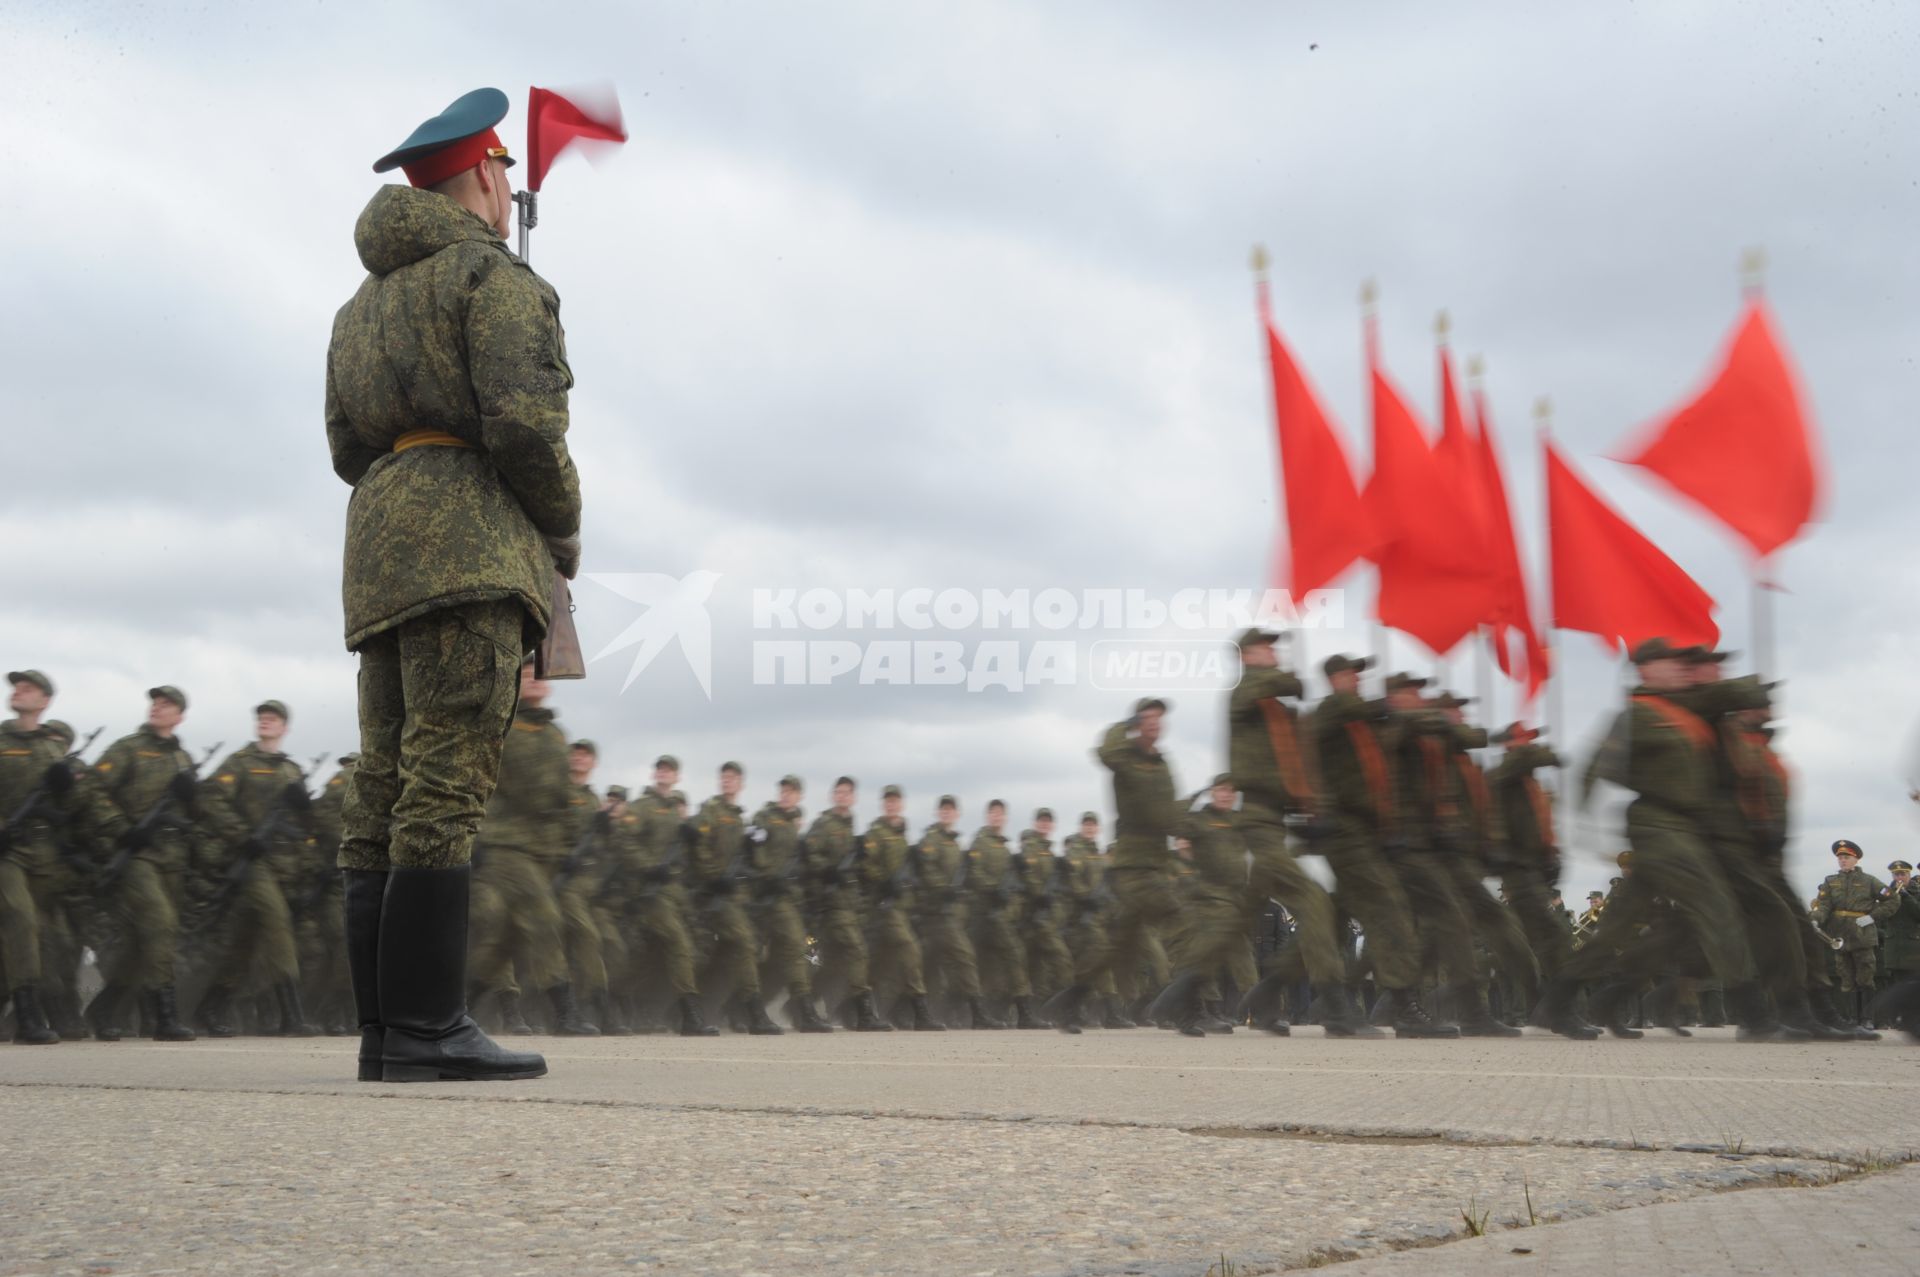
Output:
[
  {"xmin": 1488, "ymin": 724, "xmax": 1569, "ymax": 978},
  {"xmin": 863, "ymin": 784, "xmax": 942, "ymax": 1030},
  {"xmin": 1014, "ymin": 810, "xmax": 1072, "ymax": 1026},
  {"xmin": 554, "ymin": 740, "xmax": 612, "ymax": 1033},
  {"xmin": 198, "ymin": 700, "xmax": 320, "ymax": 1037},
  {"xmin": 965, "ymin": 800, "xmax": 1029, "ymax": 1027},
  {"xmin": 914, "ymin": 796, "xmax": 996, "ymax": 1027},
  {"xmin": 298, "ymin": 754, "xmax": 358, "ymax": 1036},
  {"xmin": 749, "ymin": 775, "xmax": 833, "ymax": 1031},
  {"xmin": 622, "ymin": 757, "xmax": 715, "ymax": 1036},
  {"xmin": 85, "ymin": 685, "xmax": 198, "ymax": 1043},
  {"xmin": 799, "ymin": 777, "xmax": 890, "ymax": 1031},
  {"xmin": 684, "ymin": 762, "xmax": 782, "ymax": 1034},
  {"xmin": 1810, "ymin": 839, "xmax": 1900, "ymax": 1025},
  {"xmin": 1, "ymin": 671, "xmax": 92, "ymax": 1043}
]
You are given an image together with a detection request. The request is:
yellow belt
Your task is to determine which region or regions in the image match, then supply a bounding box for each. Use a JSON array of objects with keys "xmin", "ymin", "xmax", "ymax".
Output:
[
  {"xmin": 1833, "ymin": 909, "xmax": 1868, "ymax": 918},
  {"xmin": 393, "ymin": 429, "xmax": 473, "ymax": 453}
]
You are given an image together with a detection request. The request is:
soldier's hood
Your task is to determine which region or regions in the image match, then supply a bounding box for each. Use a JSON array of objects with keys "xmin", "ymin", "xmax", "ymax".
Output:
[{"xmin": 354, "ymin": 185, "xmax": 503, "ymax": 277}]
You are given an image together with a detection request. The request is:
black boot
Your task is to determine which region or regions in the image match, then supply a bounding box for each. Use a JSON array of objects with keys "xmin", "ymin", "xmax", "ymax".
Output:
[
  {"xmin": 1145, "ymin": 973, "xmax": 1204, "ymax": 1031},
  {"xmin": 1589, "ymin": 983, "xmax": 1643, "ymax": 1039},
  {"xmin": 10, "ymin": 987, "xmax": 59, "ymax": 1044},
  {"xmin": 549, "ymin": 984, "xmax": 601, "ymax": 1037},
  {"xmin": 199, "ymin": 985, "xmax": 240, "ymax": 1038},
  {"xmin": 1532, "ymin": 975, "xmax": 1600, "ymax": 1040},
  {"xmin": 151, "ymin": 986, "xmax": 195, "ymax": 1042},
  {"xmin": 596, "ymin": 991, "xmax": 633, "ymax": 1036},
  {"xmin": 1368, "ymin": 988, "xmax": 1398, "ymax": 1027},
  {"xmin": 1645, "ymin": 980, "xmax": 1693, "ymax": 1037},
  {"xmin": 1868, "ymin": 976, "xmax": 1920, "ymax": 1042},
  {"xmin": 1198, "ymin": 998, "xmax": 1236, "ymax": 1033},
  {"xmin": 676, "ymin": 992, "xmax": 719, "ymax": 1037},
  {"xmin": 85, "ymin": 984, "xmax": 127, "ymax": 1042},
  {"xmin": 497, "ymin": 991, "xmax": 535, "ymax": 1036},
  {"xmin": 343, "ymin": 869, "xmax": 385, "ymax": 1080},
  {"xmin": 1317, "ymin": 984, "xmax": 1383, "ymax": 1039},
  {"xmin": 1834, "ymin": 985, "xmax": 1884, "ymax": 1041},
  {"xmin": 1779, "ymin": 986, "xmax": 1850, "ymax": 1041},
  {"xmin": 1391, "ymin": 987, "xmax": 1462, "ymax": 1039},
  {"xmin": 1014, "ymin": 995, "xmax": 1047, "ymax": 1029},
  {"xmin": 851, "ymin": 990, "xmax": 893, "ymax": 1032},
  {"xmin": 910, "ymin": 994, "xmax": 946, "ymax": 1031},
  {"xmin": 742, "ymin": 993, "xmax": 784, "ymax": 1035},
  {"xmin": 968, "ymin": 997, "xmax": 1008, "ymax": 1029},
  {"xmin": 48, "ymin": 988, "xmax": 86, "ymax": 1040},
  {"xmin": 790, "ymin": 994, "xmax": 834, "ymax": 1033},
  {"xmin": 138, "ymin": 987, "xmax": 160, "ymax": 1038},
  {"xmin": 1041, "ymin": 983, "xmax": 1089, "ymax": 1034},
  {"xmin": 274, "ymin": 980, "xmax": 322, "ymax": 1037},
  {"xmin": 1451, "ymin": 983, "xmax": 1521, "ymax": 1037},
  {"xmin": 377, "ymin": 866, "xmax": 547, "ymax": 1082},
  {"xmin": 1732, "ymin": 983, "xmax": 1810, "ymax": 1043},
  {"xmin": 1100, "ymin": 996, "xmax": 1136, "ymax": 1029}
]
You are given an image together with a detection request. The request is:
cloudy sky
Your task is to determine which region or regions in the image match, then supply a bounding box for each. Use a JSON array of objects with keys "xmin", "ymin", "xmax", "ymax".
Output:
[{"xmin": 3, "ymin": 0, "xmax": 1915, "ymax": 898}]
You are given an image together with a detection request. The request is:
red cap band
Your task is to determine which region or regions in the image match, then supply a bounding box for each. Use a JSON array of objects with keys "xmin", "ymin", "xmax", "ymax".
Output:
[{"xmin": 402, "ymin": 128, "xmax": 506, "ymax": 189}]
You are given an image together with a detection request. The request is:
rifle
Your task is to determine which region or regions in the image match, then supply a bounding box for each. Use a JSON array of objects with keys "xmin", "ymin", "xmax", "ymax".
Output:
[
  {"xmin": 2, "ymin": 725, "xmax": 103, "ymax": 831},
  {"xmin": 189, "ymin": 755, "xmax": 323, "ymax": 924},
  {"xmin": 551, "ymin": 807, "xmax": 614, "ymax": 895},
  {"xmin": 94, "ymin": 740, "xmax": 223, "ymax": 889}
]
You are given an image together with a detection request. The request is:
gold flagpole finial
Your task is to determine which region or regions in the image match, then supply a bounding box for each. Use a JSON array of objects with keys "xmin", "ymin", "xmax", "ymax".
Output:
[
  {"xmin": 1467, "ymin": 354, "xmax": 1485, "ymax": 380},
  {"xmin": 1360, "ymin": 278, "xmax": 1377, "ymax": 309},
  {"xmin": 1533, "ymin": 396, "xmax": 1553, "ymax": 428},
  {"xmin": 1250, "ymin": 244, "xmax": 1270, "ymax": 277},
  {"xmin": 1740, "ymin": 246, "xmax": 1767, "ymax": 295},
  {"xmin": 1434, "ymin": 309, "xmax": 1451, "ymax": 341}
]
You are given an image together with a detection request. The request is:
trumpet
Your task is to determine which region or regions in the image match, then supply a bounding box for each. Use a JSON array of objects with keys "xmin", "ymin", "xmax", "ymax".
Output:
[{"xmin": 1808, "ymin": 922, "xmax": 1845, "ymax": 952}]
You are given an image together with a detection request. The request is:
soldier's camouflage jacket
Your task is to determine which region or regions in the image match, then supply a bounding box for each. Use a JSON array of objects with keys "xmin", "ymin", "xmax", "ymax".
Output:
[
  {"xmin": 325, "ymin": 184, "xmax": 581, "ymax": 649},
  {"xmin": 1811, "ymin": 866, "xmax": 1898, "ymax": 953},
  {"xmin": 477, "ymin": 706, "xmax": 571, "ymax": 863}
]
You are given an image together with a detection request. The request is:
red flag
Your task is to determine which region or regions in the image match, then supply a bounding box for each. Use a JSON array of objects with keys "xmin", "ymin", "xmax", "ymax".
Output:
[
  {"xmin": 1364, "ymin": 346, "xmax": 1499, "ymax": 657},
  {"xmin": 1546, "ymin": 438, "xmax": 1718, "ymax": 651},
  {"xmin": 1615, "ymin": 300, "xmax": 1822, "ymax": 561},
  {"xmin": 527, "ymin": 85, "xmax": 628, "ymax": 192},
  {"xmin": 1259, "ymin": 291, "xmax": 1377, "ymax": 596},
  {"xmin": 1472, "ymin": 387, "xmax": 1549, "ymax": 703}
]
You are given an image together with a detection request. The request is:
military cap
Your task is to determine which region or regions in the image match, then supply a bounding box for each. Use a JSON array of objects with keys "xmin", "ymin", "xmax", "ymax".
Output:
[
  {"xmin": 1679, "ymin": 645, "xmax": 1735, "ymax": 665},
  {"xmin": 1587, "ymin": 891, "xmax": 1605, "ymax": 900},
  {"xmin": 569, "ymin": 739, "xmax": 598, "ymax": 756},
  {"xmin": 719, "ymin": 759, "xmax": 744, "ymax": 775},
  {"xmin": 1034, "ymin": 807, "xmax": 1054, "ymax": 821},
  {"xmin": 255, "ymin": 699, "xmax": 291, "ymax": 722},
  {"xmin": 1491, "ymin": 722, "xmax": 1540, "ymax": 746},
  {"xmin": 834, "ymin": 775, "xmax": 857, "ymax": 789},
  {"xmin": 655, "ymin": 754, "xmax": 681, "ymax": 771},
  {"xmin": 1080, "ymin": 811, "xmax": 1100, "ymax": 824},
  {"xmin": 882, "ymin": 784, "xmax": 903, "ymax": 799},
  {"xmin": 148, "ymin": 685, "xmax": 188, "ymax": 710},
  {"xmin": 6, "ymin": 669, "xmax": 53, "ymax": 696},
  {"xmin": 1211, "ymin": 772, "xmax": 1236, "ymax": 787},
  {"xmin": 605, "ymin": 784, "xmax": 629, "ymax": 801},
  {"xmin": 1132, "ymin": 696, "xmax": 1170, "ymax": 715},
  {"xmin": 1323, "ymin": 653, "xmax": 1372, "ymax": 677},
  {"xmin": 43, "ymin": 719, "xmax": 75, "ymax": 746},
  {"xmin": 986, "ymin": 798, "xmax": 1006, "ymax": 811},
  {"xmin": 779, "ymin": 774, "xmax": 803, "ymax": 791},
  {"xmin": 1432, "ymin": 691, "xmax": 1474, "ymax": 709},
  {"xmin": 1833, "ymin": 839, "xmax": 1863, "ymax": 858},
  {"xmin": 1384, "ymin": 672, "xmax": 1429, "ymax": 693},
  {"xmin": 1889, "ymin": 860, "xmax": 1913, "ymax": 874},
  {"xmin": 373, "ymin": 88, "xmax": 517, "ymax": 188},
  {"xmin": 1629, "ymin": 637, "xmax": 1684, "ymax": 665},
  {"xmin": 338, "ymin": 753, "xmax": 361, "ymax": 765},
  {"xmin": 1233, "ymin": 626, "xmax": 1281, "ymax": 649},
  {"xmin": 937, "ymin": 794, "xmax": 958, "ymax": 809}
]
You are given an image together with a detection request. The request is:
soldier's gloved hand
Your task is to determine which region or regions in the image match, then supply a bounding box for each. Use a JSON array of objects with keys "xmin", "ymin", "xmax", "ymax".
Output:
[
  {"xmin": 168, "ymin": 772, "xmax": 200, "ymax": 805},
  {"xmin": 42, "ymin": 760, "xmax": 75, "ymax": 796},
  {"xmin": 591, "ymin": 809, "xmax": 613, "ymax": 835},
  {"xmin": 281, "ymin": 781, "xmax": 313, "ymax": 814},
  {"xmin": 745, "ymin": 826, "xmax": 770, "ymax": 846},
  {"xmin": 545, "ymin": 533, "xmax": 582, "ymax": 580}
]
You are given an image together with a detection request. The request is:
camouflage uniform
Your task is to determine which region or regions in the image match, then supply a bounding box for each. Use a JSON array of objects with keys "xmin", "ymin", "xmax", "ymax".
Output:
[
  {"xmin": 88, "ymin": 726, "xmax": 194, "ymax": 1011},
  {"xmin": 748, "ymin": 800, "xmax": 816, "ymax": 1011},
  {"xmin": 297, "ymin": 757, "xmax": 357, "ymax": 1033},
  {"xmin": 468, "ymin": 706, "xmax": 571, "ymax": 1007},
  {"xmin": 198, "ymin": 741, "xmax": 313, "ymax": 1023},
  {"xmin": 0, "ymin": 718, "xmax": 84, "ymax": 1033},
  {"xmin": 1073, "ymin": 719, "xmax": 1179, "ymax": 1005},
  {"xmin": 326, "ymin": 183, "xmax": 580, "ymax": 874},
  {"xmin": 1015, "ymin": 829, "xmax": 1074, "ymax": 1003},
  {"xmin": 799, "ymin": 806, "xmax": 873, "ymax": 1004},
  {"xmin": 1488, "ymin": 739, "xmax": 1569, "ymax": 977},
  {"xmin": 621, "ymin": 785, "xmax": 701, "ymax": 1001},
  {"xmin": 685, "ymin": 792, "xmax": 769, "ymax": 1014},
  {"xmin": 913, "ymin": 820, "xmax": 984, "ymax": 1006},
  {"xmin": 1059, "ymin": 829, "xmax": 1115, "ymax": 1002},
  {"xmin": 860, "ymin": 814, "xmax": 928, "ymax": 1002},
  {"xmin": 555, "ymin": 781, "xmax": 608, "ymax": 1001},
  {"xmin": 964, "ymin": 824, "xmax": 1028, "ymax": 1007},
  {"xmin": 1810, "ymin": 862, "xmax": 1897, "ymax": 996}
]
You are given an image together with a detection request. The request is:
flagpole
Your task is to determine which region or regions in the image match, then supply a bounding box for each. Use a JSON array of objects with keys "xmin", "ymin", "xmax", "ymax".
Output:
[
  {"xmin": 1536, "ymin": 396, "xmax": 1567, "ymax": 850},
  {"xmin": 1466, "ymin": 354, "xmax": 1496, "ymax": 734},
  {"xmin": 515, "ymin": 190, "xmax": 538, "ymax": 261},
  {"xmin": 1362, "ymin": 279, "xmax": 1383, "ymax": 680},
  {"xmin": 1740, "ymin": 246, "xmax": 1772, "ymax": 681}
]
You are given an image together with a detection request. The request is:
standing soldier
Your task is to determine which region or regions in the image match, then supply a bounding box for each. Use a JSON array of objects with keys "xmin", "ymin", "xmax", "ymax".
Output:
[
  {"xmin": 85, "ymin": 685, "xmax": 197, "ymax": 1044},
  {"xmin": 1810, "ymin": 840, "xmax": 1899, "ymax": 1026},
  {"xmin": 624, "ymin": 757, "xmax": 715, "ymax": 1036},
  {"xmin": 329, "ymin": 87, "xmax": 575, "ymax": 1083},
  {"xmin": 1877, "ymin": 862, "xmax": 1920, "ymax": 1030},
  {"xmin": 1014, "ymin": 809, "xmax": 1071, "ymax": 1027},
  {"xmin": 863, "ymin": 784, "xmax": 942, "ymax": 1030},
  {"xmin": 799, "ymin": 777, "xmax": 890, "ymax": 1031},
  {"xmin": 1307, "ymin": 658, "xmax": 1456, "ymax": 1037},
  {"xmin": 554, "ymin": 740, "xmax": 612, "ymax": 1034},
  {"xmin": 684, "ymin": 762, "xmax": 782, "ymax": 1034},
  {"xmin": 1046, "ymin": 699, "xmax": 1180, "ymax": 1033},
  {"xmin": 750, "ymin": 776, "xmax": 833, "ymax": 1031},
  {"xmin": 198, "ymin": 700, "xmax": 320, "ymax": 1038},
  {"xmin": 1, "ymin": 670, "xmax": 87, "ymax": 1043},
  {"xmin": 1225, "ymin": 631, "xmax": 1372, "ymax": 1037},
  {"xmin": 468, "ymin": 663, "xmax": 597, "ymax": 1038},
  {"xmin": 914, "ymin": 796, "xmax": 996, "ymax": 1028}
]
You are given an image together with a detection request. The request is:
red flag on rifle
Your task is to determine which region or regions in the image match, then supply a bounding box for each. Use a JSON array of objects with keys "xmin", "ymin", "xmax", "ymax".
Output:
[
  {"xmin": 1262, "ymin": 311, "xmax": 1377, "ymax": 596},
  {"xmin": 1473, "ymin": 387, "xmax": 1549, "ymax": 703}
]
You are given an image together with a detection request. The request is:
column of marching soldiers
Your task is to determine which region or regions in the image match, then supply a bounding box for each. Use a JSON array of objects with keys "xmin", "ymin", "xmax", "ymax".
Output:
[{"xmin": 4, "ymin": 626, "xmax": 1918, "ymax": 1046}]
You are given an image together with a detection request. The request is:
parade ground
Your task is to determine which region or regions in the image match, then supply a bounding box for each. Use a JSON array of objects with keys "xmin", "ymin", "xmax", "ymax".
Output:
[{"xmin": 2, "ymin": 1030, "xmax": 1917, "ymax": 1275}]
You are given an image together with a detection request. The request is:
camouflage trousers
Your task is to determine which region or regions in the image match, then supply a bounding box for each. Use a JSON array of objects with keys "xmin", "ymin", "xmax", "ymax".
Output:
[
  {"xmin": 101, "ymin": 858, "xmax": 183, "ymax": 990},
  {"xmin": 629, "ymin": 888, "xmax": 699, "ymax": 997},
  {"xmin": 808, "ymin": 892, "xmax": 871, "ymax": 997},
  {"xmin": 470, "ymin": 848, "xmax": 565, "ymax": 994},
  {"xmin": 751, "ymin": 893, "xmax": 813, "ymax": 997},
  {"xmin": 1566, "ymin": 814, "xmax": 1754, "ymax": 989},
  {"xmin": 1170, "ymin": 886, "xmax": 1259, "ymax": 994},
  {"xmin": 208, "ymin": 865, "xmax": 300, "ymax": 990},
  {"xmin": 557, "ymin": 884, "xmax": 606, "ymax": 994},
  {"xmin": 971, "ymin": 899, "xmax": 1031, "ymax": 999},
  {"xmin": 1073, "ymin": 858, "xmax": 1176, "ymax": 1002},
  {"xmin": 1020, "ymin": 912, "xmax": 1073, "ymax": 1000},
  {"xmin": 296, "ymin": 889, "xmax": 350, "ymax": 1026},
  {"xmin": 1752, "ymin": 854, "xmax": 1835, "ymax": 991},
  {"xmin": 1241, "ymin": 804, "xmax": 1345, "ymax": 987},
  {"xmin": 1499, "ymin": 862, "xmax": 1570, "ymax": 979},
  {"xmin": 1833, "ymin": 946, "xmax": 1876, "ymax": 994},
  {"xmin": 340, "ymin": 598, "xmax": 525, "ymax": 872},
  {"xmin": 695, "ymin": 891, "xmax": 761, "ymax": 998},
  {"xmin": 918, "ymin": 905, "xmax": 983, "ymax": 1000},
  {"xmin": 1438, "ymin": 850, "xmax": 1539, "ymax": 998},
  {"xmin": 0, "ymin": 857, "xmax": 53, "ymax": 986},
  {"xmin": 865, "ymin": 902, "xmax": 926, "ymax": 998},
  {"xmin": 1317, "ymin": 819, "xmax": 1421, "ymax": 991}
]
